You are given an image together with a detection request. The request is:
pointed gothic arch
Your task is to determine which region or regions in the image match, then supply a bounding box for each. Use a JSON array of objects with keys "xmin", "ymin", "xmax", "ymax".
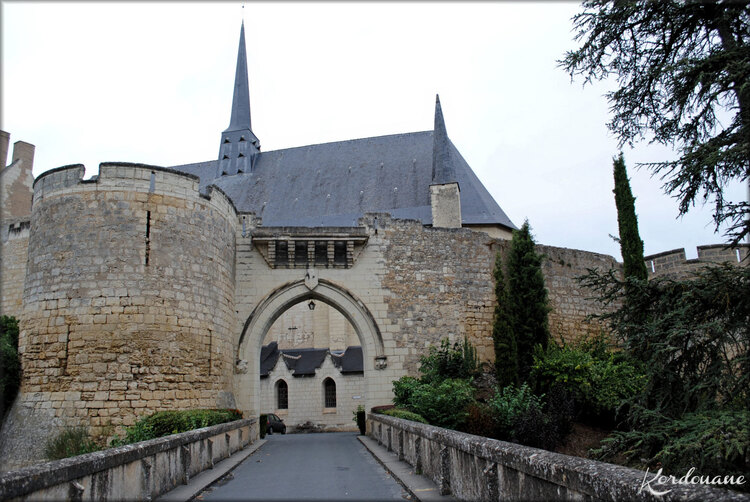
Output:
[{"xmin": 234, "ymin": 278, "xmax": 385, "ymax": 415}]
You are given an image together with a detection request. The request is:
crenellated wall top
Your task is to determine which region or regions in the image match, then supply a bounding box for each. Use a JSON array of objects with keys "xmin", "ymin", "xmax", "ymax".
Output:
[{"xmin": 31, "ymin": 162, "xmax": 237, "ymax": 220}]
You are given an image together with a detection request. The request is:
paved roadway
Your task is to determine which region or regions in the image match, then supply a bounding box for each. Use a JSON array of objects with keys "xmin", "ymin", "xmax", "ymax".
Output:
[{"xmin": 198, "ymin": 432, "xmax": 408, "ymax": 501}]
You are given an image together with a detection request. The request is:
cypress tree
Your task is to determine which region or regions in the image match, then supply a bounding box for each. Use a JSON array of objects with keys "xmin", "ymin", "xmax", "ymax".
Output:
[
  {"xmin": 492, "ymin": 252, "xmax": 518, "ymax": 387},
  {"xmin": 613, "ymin": 153, "xmax": 648, "ymax": 281},
  {"xmin": 506, "ymin": 220, "xmax": 550, "ymax": 382}
]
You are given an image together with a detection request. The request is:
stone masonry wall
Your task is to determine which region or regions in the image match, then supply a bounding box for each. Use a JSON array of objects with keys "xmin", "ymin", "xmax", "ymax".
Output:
[
  {"xmin": 0, "ymin": 163, "xmax": 238, "ymax": 471},
  {"xmin": 381, "ymin": 217, "xmax": 497, "ymax": 371},
  {"xmin": 645, "ymin": 244, "xmax": 749, "ymax": 279},
  {"xmin": 536, "ymin": 244, "xmax": 620, "ymax": 345},
  {"xmin": 0, "ymin": 133, "xmax": 35, "ymax": 318},
  {"xmin": 0, "ymin": 222, "xmax": 30, "ymax": 317},
  {"xmin": 380, "ymin": 217, "xmax": 618, "ymax": 369}
]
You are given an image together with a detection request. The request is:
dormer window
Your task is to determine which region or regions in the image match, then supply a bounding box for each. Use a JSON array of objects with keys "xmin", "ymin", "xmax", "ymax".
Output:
[
  {"xmin": 240, "ymin": 136, "xmax": 246, "ymax": 142},
  {"xmin": 224, "ymin": 138, "xmax": 230, "ymax": 144}
]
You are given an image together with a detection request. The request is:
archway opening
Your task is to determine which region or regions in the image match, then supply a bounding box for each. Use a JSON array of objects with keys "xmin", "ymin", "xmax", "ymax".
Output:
[
  {"xmin": 259, "ymin": 300, "xmax": 363, "ymax": 430},
  {"xmin": 236, "ymin": 280, "xmax": 385, "ymax": 431}
]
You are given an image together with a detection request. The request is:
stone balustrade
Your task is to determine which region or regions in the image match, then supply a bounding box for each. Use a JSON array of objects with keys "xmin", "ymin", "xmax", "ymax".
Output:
[
  {"xmin": 368, "ymin": 413, "xmax": 749, "ymax": 502},
  {"xmin": 0, "ymin": 418, "xmax": 257, "ymax": 501}
]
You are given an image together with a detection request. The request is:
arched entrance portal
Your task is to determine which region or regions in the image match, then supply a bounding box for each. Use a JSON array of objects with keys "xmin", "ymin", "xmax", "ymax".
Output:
[{"xmin": 234, "ymin": 279, "xmax": 386, "ymax": 417}]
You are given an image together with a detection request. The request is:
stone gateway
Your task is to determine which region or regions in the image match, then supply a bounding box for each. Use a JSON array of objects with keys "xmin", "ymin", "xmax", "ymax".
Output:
[{"xmin": 1, "ymin": 22, "xmax": 745, "ymax": 471}]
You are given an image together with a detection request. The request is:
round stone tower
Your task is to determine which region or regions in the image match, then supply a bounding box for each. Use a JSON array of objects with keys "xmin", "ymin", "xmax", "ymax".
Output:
[{"xmin": 0, "ymin": 162, "xmax": 237, "ymax": 469}]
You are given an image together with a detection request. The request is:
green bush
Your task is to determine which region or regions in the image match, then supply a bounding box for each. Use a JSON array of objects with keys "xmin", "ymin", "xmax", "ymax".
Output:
[
  {"xmin": 530, "ymin": 339, "xmax": 645, "ymax": 423},
  {"xmin": 392, "ymin": 376, "xmax": 475, "ymax": 430},
  {"xmin": 393, "ymin": 376, "xmax": 421, "ymax": 408},
  {"xmin": 44, "ymin": 427, "xmax": 100, "ymax": 460},
  {"xmin": 381, "ymin": 408, "xmax": 428, "ymax": 424},
  {"xmin": 487, "ymin": 383, "xmax": 544, "ymax": 439},
  {"xmin": 594, "ymin": 408, "xmax": 749, "ymax": 490},
  {"xmin": 419, "ymin": 338, "xmax": 479, "ymax": 384},
  {"xmin": 409, "ymin": 378, "xmax": 475, "ymax": 430},
  {"xmin": 0, "ymin": 315, "xmax": 21, "ymax": 418},
  {"xmin": 111, "ymin": 408, "xmax": 242, "ymax": 447}
]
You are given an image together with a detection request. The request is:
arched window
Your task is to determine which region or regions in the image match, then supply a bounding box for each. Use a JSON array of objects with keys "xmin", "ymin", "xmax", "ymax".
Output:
[
  {"xmin": 323, "ymin": 378, "xmax": 336, "ymax": 408},
  {"xmin": 276, "ymin": 380, "xmax": 288, "ymax": 410}
]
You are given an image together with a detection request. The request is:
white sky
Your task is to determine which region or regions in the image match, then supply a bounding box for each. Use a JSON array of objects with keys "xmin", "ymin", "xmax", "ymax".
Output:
[{"xmin": 2, "ymin": 1, "xmax": 746, "ymax": 261}]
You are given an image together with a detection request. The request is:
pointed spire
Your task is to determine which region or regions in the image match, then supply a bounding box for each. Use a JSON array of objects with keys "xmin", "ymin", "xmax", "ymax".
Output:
[
  {"xmin": 226, "ymin": 21, "xmax": 252, "ymax": 133},
  {"xmin": 432, "ymin": 94, "xmax": 457, "ymax": 184},
  {"xmin": 218, "ymin": 21, "xmax": 260, "ymax": 177}
]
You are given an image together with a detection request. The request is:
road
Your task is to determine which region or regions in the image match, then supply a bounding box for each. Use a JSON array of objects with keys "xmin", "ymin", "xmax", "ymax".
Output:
[{"xmin": 197, "ymin": 432, "xmax": 408, "ymax": 501}]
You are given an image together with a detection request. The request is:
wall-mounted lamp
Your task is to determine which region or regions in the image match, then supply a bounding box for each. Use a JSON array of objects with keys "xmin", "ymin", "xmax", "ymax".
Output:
[{"xmin": 308, "ymin": 300, "xmax": 316, "ymax": 311}]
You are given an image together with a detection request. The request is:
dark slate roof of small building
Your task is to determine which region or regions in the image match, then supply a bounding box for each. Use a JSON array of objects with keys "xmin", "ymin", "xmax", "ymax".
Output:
[
  {"xmin": 280, "ymin": 348, "xmax": 329, "ymax": 376},
  {"xmin": 331, "ymin": 346, "xmax": 364, "ymax": 374},
  {"xmin": 259, "ymin": 344, "xmax": 364, "ymax": 377},
  {"xmin": 171, "ymin": 131, "xmax": 515, "ymax": 229},
  {"xmin": 260, "ymin": 341, "xmax": 280, "ymax": 377}
]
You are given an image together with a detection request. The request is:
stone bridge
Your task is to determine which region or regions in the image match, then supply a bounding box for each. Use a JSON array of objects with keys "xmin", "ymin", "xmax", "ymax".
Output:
[{"xmin": 2, "ymin": 415, "xmax": 747, "ymax": 502}]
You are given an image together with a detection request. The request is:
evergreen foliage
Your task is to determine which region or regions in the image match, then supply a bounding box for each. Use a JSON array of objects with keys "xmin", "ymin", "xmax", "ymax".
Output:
[
  {"xmin": 612, "ymin": 153, "xmax": 648, "ymax": 281},
  {"xmin": 561, "ymin": 1, "xmax": 750, "ymax": 245},
  {"xmin": 581, "ymin": 264, "xmax": 749, "ymax": 481},
  {"xmin": 506, "ymin": 221, "xmax": 550, "ymax": 381},
  {"xmin": 492, "ymin": 252, "xmax": 518, "ymax": 387},
  {"xmin": 0, "ymin": 315, "xmax": 21, "ymax": 418}
]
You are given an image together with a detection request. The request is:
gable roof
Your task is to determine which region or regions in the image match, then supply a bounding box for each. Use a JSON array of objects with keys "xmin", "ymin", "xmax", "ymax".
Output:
[
  {"xmin": 171, "ymin": 131, "xmax": 515, "ymax": 229},
  {"xmin": 259, "ymin": 343, "xmax": 364, "ymax": 377}
]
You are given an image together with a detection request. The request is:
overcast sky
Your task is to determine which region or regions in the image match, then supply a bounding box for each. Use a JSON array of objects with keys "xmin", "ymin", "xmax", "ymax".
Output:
[{"xmin": 2, "ymin": 2, "xmax": 745, "ymax": 261}]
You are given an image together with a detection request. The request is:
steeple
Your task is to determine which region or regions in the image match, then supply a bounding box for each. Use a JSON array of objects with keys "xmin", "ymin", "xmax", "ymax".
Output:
[
  {"xmin": 218, "ymin": 21, "xmax": 260, "ymax": 177},
  {"xmin": 431, "ymin": 94, "xmax": 456, "ymax": 184}
]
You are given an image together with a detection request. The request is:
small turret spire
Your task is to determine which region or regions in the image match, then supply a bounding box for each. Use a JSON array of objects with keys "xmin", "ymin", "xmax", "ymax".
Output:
[
  {"xmin": 431, "ymin": 94, "xmax": 456, "ymax": 184},
  {"xmin": 218, "ymin": 20, "xmax": 260, "ymax": 177}
]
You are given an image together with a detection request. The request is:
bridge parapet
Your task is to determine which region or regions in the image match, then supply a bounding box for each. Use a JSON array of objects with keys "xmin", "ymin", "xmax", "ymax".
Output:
[
  {"xmin": 368, "ymin": 414, "xmax": 748, "ymax": 502},
  {"xmin": 0, "ymin": 418, "xmax": 257, "ymax": 501}
]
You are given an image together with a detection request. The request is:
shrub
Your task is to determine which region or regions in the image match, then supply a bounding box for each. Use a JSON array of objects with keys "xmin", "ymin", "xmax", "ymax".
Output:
[
  {"xmin": 486, "ymin": 383, "xmax": 571, "ymax": 450},
  {"xmin": 419, "ymin": 338, "xmax": 479, "ymax": 384},
  {"xmin": 111, "ymin": 408, "xmax": 242, "ymax": 446},
  {"xmin": 393, "ymin": 376, "xmax": 475, "ymax": 430},
  {"xmin": 461, "ymin": 403, "xmax": 496, "ymax": 437},
  {"xmin": 530, "ymin": 339, "xmax": 645, "ymax": 424},
  {"xmin": 487, "ymin": 383, "xmax": 543, "ymax": 439},
  {"xmin": 393, "ymin": 376, "xmax": 421, "ymax": 408},
  {"xmin": 594, "ymin": 408, "xmax": 749, "ymax": 490},
  {"xmin": 0, "ymin": 315, "xmax": 21, "ymax": 418},
  {"xmin": 44, "ymin": 427, "xmax": 100, "ymax": 460},
  {"xmin": 381, "ymin": 408, "xmax": 428, "ymax": 424}
]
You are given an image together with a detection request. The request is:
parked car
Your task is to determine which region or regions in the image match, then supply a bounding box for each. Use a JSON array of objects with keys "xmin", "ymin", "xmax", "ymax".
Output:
[{"xmin": 266, "ymin": 413, "xmax": 286, "ymax": 434}]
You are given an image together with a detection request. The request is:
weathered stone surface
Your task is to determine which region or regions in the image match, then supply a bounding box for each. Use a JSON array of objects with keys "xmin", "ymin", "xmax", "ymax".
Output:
[
  {"xmin": 1, "ymin": 163, "xmax": 238, "ymax": 469},
  {"xmin": 0, "ymin": 418, "xmax": 257, "ymax": 501},
  {"xmin": 369, "ymin": 414, "xmax": 750, "ymax": 502}
]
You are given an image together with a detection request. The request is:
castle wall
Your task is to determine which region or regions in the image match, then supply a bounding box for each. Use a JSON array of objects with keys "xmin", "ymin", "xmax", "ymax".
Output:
[
  {"xmin": 234, "ymin": 213, "xmax": 618, "ymax": 420},
  {"xmin": 0, "ymin": 133, "xmax": 35, "ymax": 318},
  {"xmin": 0, "ymin": 222, "xmax": 30, "ymax": 316},
  {"xmin": 0, "ymin": 163, "xmax": 238, "ymax": 470},
  {"xmin": 538, "ymin": 244, "xmax": 621, "ymax": 345},
  {"xmin": 645, "ymin": 244, "xmax": 748, "ymax": 279}
]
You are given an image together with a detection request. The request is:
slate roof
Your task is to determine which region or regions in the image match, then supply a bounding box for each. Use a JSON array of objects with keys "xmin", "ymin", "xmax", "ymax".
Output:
[
  {"xmin": 259, "ymin": 343, "xmax": 364, "ymax": 377},
  {"xmin": 331, "ymin": 346, "xmax": 364, "ymax": 374},
  {"xmin": 171, "ymin": 131, "xmax": 516, "ymax": 229}
]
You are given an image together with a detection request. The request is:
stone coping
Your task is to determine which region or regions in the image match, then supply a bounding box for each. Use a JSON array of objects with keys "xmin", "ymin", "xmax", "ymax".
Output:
[
  {"xmin": 369, "ymin": 414, "xmax": 749, "ymax": 501},
  {"xmin": 0, "ymin": 418, "xmax": 256, "ymax": 499}
]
